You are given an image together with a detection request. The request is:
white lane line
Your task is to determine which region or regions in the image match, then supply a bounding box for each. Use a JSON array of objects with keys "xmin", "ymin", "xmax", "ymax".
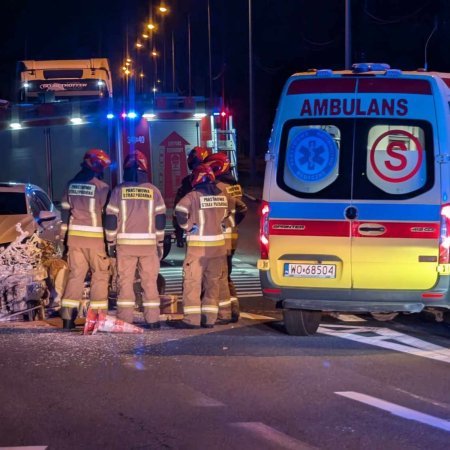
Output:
[
  {"xmin": 0, "ymin": 447, "xmax": 48, "ymax": 449},
  {"xmin": 393, "ymin": 387, "xmax": 450, "ymax": 411},
  {"xmin": 319, "ymin": 325, "xmax": 450, "ymax": 364},
  {"xmin": 240, "ymin": 312, "xmax": 276, "ymax": 320},
  {"xmin": 336, "ymin": 391, "xmax": 450, "ymax": 432},
  {"xmin": 231, "ymin": 422, "xmax": 316, "ymax": 450},
  {"xmin": 336, "ymin": 314, "xmax": 367, "ymax": 322},
  {"xmin": 178, "ymin": 384, "xmax": 225, "ymax": 407}
]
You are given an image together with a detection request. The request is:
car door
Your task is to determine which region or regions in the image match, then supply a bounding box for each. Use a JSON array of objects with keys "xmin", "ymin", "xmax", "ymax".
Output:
[{"xmin": 29, "ymin": 189, "xmax": 62, "ymax": 244}]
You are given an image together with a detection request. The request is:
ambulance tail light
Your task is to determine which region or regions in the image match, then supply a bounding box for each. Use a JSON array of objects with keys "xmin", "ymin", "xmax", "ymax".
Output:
[
  {"xmin": 439, "ymin": 204, "xmax": 450, "ymax": 263},
  {"xmin": 260, "ymin": 201, "xmax": 270, "ymax": 259}
]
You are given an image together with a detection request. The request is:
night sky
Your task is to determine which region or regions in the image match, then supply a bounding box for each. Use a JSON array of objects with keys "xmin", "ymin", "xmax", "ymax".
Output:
[{"xmin": 1, "ymin": 0, "xmax": 449, "ymax": 155}]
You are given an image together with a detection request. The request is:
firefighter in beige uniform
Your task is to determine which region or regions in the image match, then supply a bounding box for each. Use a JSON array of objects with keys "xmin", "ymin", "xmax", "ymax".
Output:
[
  {"xmin": 60, "ymin": 149, "xmax": 111, "ymax": 330},
  {"xmin": 173, "ymin": 164, "xmax": 231, "ymax": 329},
  {"xmin": 105, "ymin": 150, "xmax": 166, "ymax": 329},
  {"xmin": 204, "ymin": 152, "xmax": 247, "ymax": 323}
]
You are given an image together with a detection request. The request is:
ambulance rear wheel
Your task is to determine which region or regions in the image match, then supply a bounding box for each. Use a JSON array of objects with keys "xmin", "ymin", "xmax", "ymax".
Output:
[{"xmin": 283, "ymin": 309, "xmax": 321, "ymax": 336}]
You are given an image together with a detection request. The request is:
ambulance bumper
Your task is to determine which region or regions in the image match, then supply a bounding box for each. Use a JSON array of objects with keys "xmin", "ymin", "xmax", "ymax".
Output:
[{"xmin": 259, "ymin": 270, "xmax": 450, "ymax": 312}]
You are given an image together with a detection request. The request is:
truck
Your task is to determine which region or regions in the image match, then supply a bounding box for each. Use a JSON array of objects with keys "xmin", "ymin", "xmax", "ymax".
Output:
[{"xmin": 17, "ymin": 58, "xmax": 113, "ymax": 102}]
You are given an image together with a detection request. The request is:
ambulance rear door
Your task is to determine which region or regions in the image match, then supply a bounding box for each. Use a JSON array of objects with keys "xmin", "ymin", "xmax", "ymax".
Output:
[
  {"xmin": 270, "ymin": 78, "xmax": 357, "ymax": 290},
  {"xmin": 350, "ymin": 77, "xmax": 440, "ymax": 290}
]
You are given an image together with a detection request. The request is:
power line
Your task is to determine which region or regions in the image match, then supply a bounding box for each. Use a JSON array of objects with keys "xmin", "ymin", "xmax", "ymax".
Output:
[{"xmin": 363, "ymin": 2, "xmax": 431, "ymax": 25}]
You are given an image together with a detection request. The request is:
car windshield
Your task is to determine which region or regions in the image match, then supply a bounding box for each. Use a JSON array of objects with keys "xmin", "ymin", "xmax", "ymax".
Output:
[{"xmin": 0, "ymin": 192, "xmax": 27, "ymax": 214}]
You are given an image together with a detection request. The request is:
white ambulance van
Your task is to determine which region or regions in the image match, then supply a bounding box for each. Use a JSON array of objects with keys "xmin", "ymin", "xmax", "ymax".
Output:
[{"xmin": 258, "ymin": 63, "xmax": 450, "ymax": 335}]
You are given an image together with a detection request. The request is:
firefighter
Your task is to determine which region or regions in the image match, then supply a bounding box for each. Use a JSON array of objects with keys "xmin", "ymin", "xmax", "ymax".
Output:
[
  {"xmin": 173, "ymin": 146, "xmax": 209, "ymax": 247},
  {"xmin": 105, "ymin": 150, "xmax": 166, "ymax": 329},
  {"xmin": 60, "ymin": 149, "xmax": 112, "ymax": 330},
  {"xmin": 171, "ymin": 163, "xmax": 231, "ymax": 329},
  {"xmin": 204, "ymin": 152, "xmax": 247, "ymax": 322}
]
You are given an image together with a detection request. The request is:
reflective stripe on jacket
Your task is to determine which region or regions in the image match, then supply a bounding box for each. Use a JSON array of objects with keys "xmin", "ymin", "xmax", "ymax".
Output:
[
  {"xmin": 174, "ymin": 189, "xmax": 231, "ymax": 257},
  {"xmin": 216, "ymin": 180, "xmax": 247, "ymax": 251},
  {"xmin": 106, "ymin": 182, "xmax": 166, "ymax": 251},
  {"xmin": 61, "ymin": 177, "xmax": 110, "ymax": 249}
]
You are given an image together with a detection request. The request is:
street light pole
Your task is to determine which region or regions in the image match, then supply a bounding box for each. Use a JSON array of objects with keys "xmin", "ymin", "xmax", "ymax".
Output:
[
  {"xmin": 248, "ymin": 0, "xmax": 255, "ymax": 182},
  {"xmin": 345, "ymin": 0, "xmax": 352, "ymax": 69},
  {"xmin": 188, "ymin": 14, "xmax": 192, "ymax": 97},
  {"xmin": 207, "ymin": 0, "xmax": 213, "ymax": 102},
  {"xmin": 171, "ymin": 31, "xmax": 175, "ymax": 92}
]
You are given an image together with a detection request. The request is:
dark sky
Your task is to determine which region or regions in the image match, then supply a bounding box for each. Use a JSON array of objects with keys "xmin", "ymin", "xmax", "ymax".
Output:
[{"xmin": 1, "ymin": 0, "xmax": 448, "ymax": 154}]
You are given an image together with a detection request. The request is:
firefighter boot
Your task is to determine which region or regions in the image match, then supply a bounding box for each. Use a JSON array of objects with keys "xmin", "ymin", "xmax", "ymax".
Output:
[{"xmin": 62, "ymin": 319, "xmax": 76, "ymax": 331}]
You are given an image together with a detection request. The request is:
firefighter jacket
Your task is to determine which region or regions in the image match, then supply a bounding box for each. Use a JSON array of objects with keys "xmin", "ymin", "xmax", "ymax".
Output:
[
  {"xmin": 174, "ymin": 183, "xmax": 231, "ymax": 258},
  {"xmin": 105, "ymin": 181, "xmax": 166, "ymax": 256},
  {"xmin": 216, "ymin": 174, "xmax": 247, "ymax": 251},
  {"xmin": 172, "ymin": 174, "xmax": 193, "ymax": 239},
  {"xmin": 61, "ymin": 176, "xmax": 110, "ymax": 249}
]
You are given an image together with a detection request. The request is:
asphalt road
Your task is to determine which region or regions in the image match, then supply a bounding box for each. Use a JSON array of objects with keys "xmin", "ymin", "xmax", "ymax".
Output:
[
  {"xmin": 1, "ymin": 193, "xmax": 450, "ymax": 450},
  {"xmin": 0, "ymin": 307, "xmax": 449, "ymax": 450}
]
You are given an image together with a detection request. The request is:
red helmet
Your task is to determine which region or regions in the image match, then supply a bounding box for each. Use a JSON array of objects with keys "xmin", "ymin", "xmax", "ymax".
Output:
[
  {"xmin": 124, "ymin": 150, "xmax": 149, "ymax": 172},
  {"xmin": 191, "ymin": 163, "xmax": 215, "ymax": 187},
  {"xmin": 204, "ymin": 152, "xmax": 230, "ymax": 176},
  {"xmin": 187, "ymin": 146, "xmax": 209, "ymax": 171},
  {"xmin": 83, "ymin": 149, "xmax": 111, "ymax": 173}
]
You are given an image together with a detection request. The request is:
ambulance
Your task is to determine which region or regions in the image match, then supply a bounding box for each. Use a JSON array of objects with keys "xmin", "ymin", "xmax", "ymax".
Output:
[{"xmin": 258, "ymin": 63, "xmax": 450, "ymax": 335}]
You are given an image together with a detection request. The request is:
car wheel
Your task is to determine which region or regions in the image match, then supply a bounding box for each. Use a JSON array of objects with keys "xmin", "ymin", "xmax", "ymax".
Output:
[{"xmin": 283, "ymin": 308, "xmax": 321, "ymax": 336}]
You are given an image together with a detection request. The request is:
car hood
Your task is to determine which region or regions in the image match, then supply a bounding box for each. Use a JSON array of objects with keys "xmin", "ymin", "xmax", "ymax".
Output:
[{"xmin": 0, "ymin": 215, "xmax": 37, "ymax": 245}]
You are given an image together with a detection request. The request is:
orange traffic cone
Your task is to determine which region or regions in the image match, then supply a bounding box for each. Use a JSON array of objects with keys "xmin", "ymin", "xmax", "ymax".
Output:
[
  {"xmin": 93, "ymin": 312, "xmax": 144, "ymax": 334},
  {"xmin": 83, "ymin": 308, "xmax": 99, "ymax": 335}
]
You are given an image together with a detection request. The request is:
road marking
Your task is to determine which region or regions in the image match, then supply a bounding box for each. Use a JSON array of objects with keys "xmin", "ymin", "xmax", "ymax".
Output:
[
  {"xmin": 0, "ymin": 447, "xmax": 48, "ymax": 449},
  {"xmin": 336, "ymin": 391, "xmax": 450, "ymax": 432},
  {"xmin": 336, "ymin": 314, "xmax": 367, "ymax": 322},
  {"xmin": 393, "ymin": 387, "xmax": 450, "ymax": 411},
  {"xmin": 319, "ymin": 324, "xmax": 450, "ymax": 364},
  {"xmin": 178, "ymin": 383, "xmax": 225, "ymax": 407},
  {"xmin": 240, "ymin": 312, "xmax": 276, "ymax": 320},
  {"xmin": 231, "ymin": 422, "xmax": 316, "ymax": 449}
]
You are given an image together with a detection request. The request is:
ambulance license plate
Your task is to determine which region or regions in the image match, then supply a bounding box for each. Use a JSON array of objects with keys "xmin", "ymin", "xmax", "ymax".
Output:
[{"xmin": 284, "ymin": 263, "xmax": 336, "ymax": 278}]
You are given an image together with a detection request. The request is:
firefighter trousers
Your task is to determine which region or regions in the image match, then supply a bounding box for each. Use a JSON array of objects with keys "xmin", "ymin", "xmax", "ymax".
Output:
[
  {"xmin": 116, "ymin": 250, "xmax": 161, "ymax": 324},
  {"xmin": 182, "ymin": 255, "xmax": 224, "ymax": 326},
  {"xmin": 217, "ymin": 258, "xmax": 232, "ymax": 321},
  {"xmin": 227, "ymin": 252, "xmax": 240, "ymax": 318},
  {"xmin": 60, "ymin": 247, "xmax": 110, "ymax": 320}
]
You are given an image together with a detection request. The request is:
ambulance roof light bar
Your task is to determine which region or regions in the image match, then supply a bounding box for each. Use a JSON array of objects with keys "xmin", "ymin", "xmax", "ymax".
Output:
[
  {"xmin": 315, "ymin": 69, "xmax": 333, "ymax": 77},
  {"xmin": 352, "ymin": 63, "xmax": 391, "ymax": 73},
  {"xmin": 384, "ymin": 69, "xmax": 402, "ymax": 77}
]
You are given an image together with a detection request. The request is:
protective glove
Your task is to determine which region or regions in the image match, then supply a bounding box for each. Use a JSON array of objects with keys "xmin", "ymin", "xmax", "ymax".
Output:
[
  {"xmin": 189, "ymin": 224, "xmax": 199, "ymax": 234},
  {"xmin": 107, "ymin": 242, "xmax": 116, "ymax": 258}
]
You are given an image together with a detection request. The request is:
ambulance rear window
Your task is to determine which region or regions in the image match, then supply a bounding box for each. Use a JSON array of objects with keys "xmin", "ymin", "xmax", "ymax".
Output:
[{"xmin": 277, "ymin": 118, "xmax": 434, "ymax": 200}]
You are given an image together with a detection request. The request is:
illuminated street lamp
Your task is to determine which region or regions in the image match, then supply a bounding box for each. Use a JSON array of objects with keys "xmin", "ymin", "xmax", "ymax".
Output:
[
  {"xmin": 136, "ymin": 41, "xmax": 143, "ymax": 48},
  {"xmin": 158, "ymin": 3, "xmax": 169, "ymax": 14},
  {"xmin": 147, "ymin": 23, "xmax": 156, "ymax": 30}
]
